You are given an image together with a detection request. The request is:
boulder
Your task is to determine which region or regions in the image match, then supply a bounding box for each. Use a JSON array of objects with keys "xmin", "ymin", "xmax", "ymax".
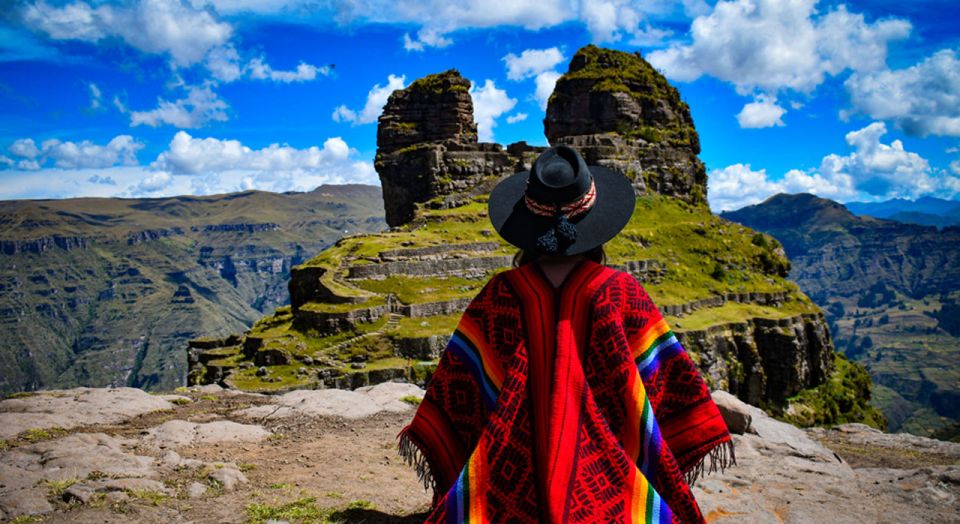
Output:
[
  {"xmin": 711, "ymin": 390, "xmax": 753, "ymax": 435},
  {"xmin": 234, "ymin": 382, "xmax": 425, "ymax": 420},
  {"xmin": 209, "ymin": 467, "xmax": 247, "ymax": 491}
]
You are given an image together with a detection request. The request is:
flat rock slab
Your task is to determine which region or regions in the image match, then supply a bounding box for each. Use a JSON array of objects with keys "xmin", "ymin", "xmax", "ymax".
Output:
[
  {"xmin": 693, "ymin": 409, "xmax": 960, "ymax": 523},
  {"xmin": 810, "ymin": 423, "xmax": 960, "ymax": 459},
  {"xmin": 145, "ymin": 420, "xmax": 271, "ymax": 448},
  {"xmin": 234, "ymin": 382, "xmax": 424, "ymax": 420},
  {"xmin": 0, "ymin": 387, "xmax": 173, "ymax": 439},
  {"xmin": 0, "ymin": 433, "xmax": 159, "ymax": 519}
]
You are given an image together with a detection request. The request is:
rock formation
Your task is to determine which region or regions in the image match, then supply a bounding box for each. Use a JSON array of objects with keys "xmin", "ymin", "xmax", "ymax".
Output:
[
  {"xmin": 679, "ymin": 312, "xmax": 833, "ymax": 406},
  {"xmin": 188, "ymin": 46, "xmax": 878, "ymax": 430},
  {"xmin": 546, "ymin": 45, "xmax": 708, "ymax": 205},
  {"xmin": 375, "ymin": 69, "xmax": 543, "ymax": 227}
]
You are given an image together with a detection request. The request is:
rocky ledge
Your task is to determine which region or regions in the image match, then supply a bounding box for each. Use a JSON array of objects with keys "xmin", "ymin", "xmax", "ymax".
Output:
[{"xmin": 0, "ymin": 387, "xmax": 955, "ymax": 522}]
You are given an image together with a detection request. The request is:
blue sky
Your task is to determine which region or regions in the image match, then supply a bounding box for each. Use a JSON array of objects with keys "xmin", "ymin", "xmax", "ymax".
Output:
[{"xmin": 0, "ymin": 0, "xmax": 958, "ymax": 212}]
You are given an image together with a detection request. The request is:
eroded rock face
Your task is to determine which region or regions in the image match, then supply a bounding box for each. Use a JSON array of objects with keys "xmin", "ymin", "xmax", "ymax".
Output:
[
  {"xmin": 677, "ymin": 313, "xmax": 834, "ymax": 406},
  {"xmin": 375, "ymin": 70, "xmax": 541, "ymax": 227},
  {"xmin": 545, "ymin": 45, "xmax": 707, "ymax": 205}
]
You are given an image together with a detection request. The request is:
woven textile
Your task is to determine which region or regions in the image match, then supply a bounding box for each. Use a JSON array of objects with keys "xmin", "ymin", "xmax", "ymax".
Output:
[{"xmin": 399, "ymin": 259, "xmax": 734, "ymax": 523}]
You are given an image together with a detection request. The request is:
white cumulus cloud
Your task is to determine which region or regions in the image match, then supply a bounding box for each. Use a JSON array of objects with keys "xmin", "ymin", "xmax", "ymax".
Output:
[
  {"xmin": 136, "ymin": 171, "xmax": 174, "ymax": 193},
  {"xmin": 9, "ymin": 138, "xmax": 41, "ymax": 159},
  {"xmin": 845, "ymin": 49, "xmax": 960, "ymax": 137},
  {"xmin": 88, "ymin": 82, "xmax": 102, "ymax": 109},
  {"xmin": 403, "ymin": 27, "xmax": 453, "ymax": 52},
  {"xmin": 205, "ymin": 45, "xmax": 329, "ymax": 84},
  {"xmin": 0, "ymin": 132, "xmax": 378, "ymax": 199},
  {"xmin": 503, "ymin": 48, "xmax": 565, "ymax": 81},
  {"xmin": 332, "ymin": 74, "xmax": 406, "ymax": 125},
  {"xmin": 533, "ymin": 71, "xmax": 562, "ymax": 111},
  {"xmin": 469, "ymin": 80, "xmax": 517, "ymax": 143},
  {"xmin": 247, "ymin": 57, "xmax": 329, "ymax": 83},
  {"xmin": 708, "ymin": 122, "xmax": 960, "ymax": 212},
  {"xmin": 226, "ymin": 0, "xmax": 672, "ymax": 51},
  {"xmin": 152, "ymin": 131, "xmax": 351, "ymax": 174},
  {"xmin": 21, "ymin": 0, "xmax": 233, "ymax": 67},
  {"xmin": 737, "ymin": 95, "xmax": 786, "ymax": 128},
  {"xmin": 130, "ymin": 84, "xmax": 229, "ymax": 128},
  {"xmin": 503, "ymin": 48, "xmax": 565, "ymax": 111},
  {"xmin": 3, "ymin": 135, "xmax": 143, "ymax": 170},
  {"xmin": 147, "ymin": 131, "xmax": 377, "ymax": 194},
  {"xmin": 648, "ymin": 0, "xmax": 910, "ymax": 96},
  {"xmin": 507, "ymin": 113, "xmax": 528, "ymax": 124}
]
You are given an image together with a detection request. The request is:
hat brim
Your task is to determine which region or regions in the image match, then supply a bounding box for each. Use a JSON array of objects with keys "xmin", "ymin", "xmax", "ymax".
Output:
[{"xmin": 488, "ymin": 165, "xmax": 636, "ymax": 256}]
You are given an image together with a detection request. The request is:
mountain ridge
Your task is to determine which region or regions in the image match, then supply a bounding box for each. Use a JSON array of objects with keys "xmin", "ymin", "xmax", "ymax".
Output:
[
  {"xmin": 722, "ymin": 191, "xmax": 960, "ymax": 436},
  {"xmin": 0, "ymin": 184, "xmax": 386, "ymax": 395}
]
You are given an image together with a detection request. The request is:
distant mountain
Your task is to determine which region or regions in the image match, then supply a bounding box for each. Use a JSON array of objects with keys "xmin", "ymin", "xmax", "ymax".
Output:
[
  {"xmin": 0, "ymin": 185, "xmax": 385, "ymax": 395},
  {"xmin": 722, "ymin": 192, "xmax": 960, "ymax": 436},
  {"xmin": 845, "ymin": 196, "xmax": 960, "ymax": 228}
]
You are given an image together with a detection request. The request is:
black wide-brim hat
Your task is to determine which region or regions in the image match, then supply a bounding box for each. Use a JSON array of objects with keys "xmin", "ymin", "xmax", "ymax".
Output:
[{"xmin": 488, "ymin": 145, "xmax": 636, "ymax": 256}]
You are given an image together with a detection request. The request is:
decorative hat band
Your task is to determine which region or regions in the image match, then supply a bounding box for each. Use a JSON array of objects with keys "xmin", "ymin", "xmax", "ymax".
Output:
[{"xmin": 523, "ymin": 179, "xmax": 597, "ymax": 219}]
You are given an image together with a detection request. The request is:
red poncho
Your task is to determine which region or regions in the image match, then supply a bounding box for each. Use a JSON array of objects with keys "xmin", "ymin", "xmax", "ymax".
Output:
[{"xmin": 399, "ymin": 259, "xmax": 734, "ymax": 523}]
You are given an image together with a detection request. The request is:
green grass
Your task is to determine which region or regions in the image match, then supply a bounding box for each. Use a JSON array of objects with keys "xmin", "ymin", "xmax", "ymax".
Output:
[
  {"xmin": 21, "ymin": 426, "xmax": 67, "ymax": 443},
  {"xmin": 666, "ymin": 300, "xmax": 818, "ymax": 331},
  {"xmin": 780, "ymin": 353, "xmax": 887, "ymax": 430},
  {"xmin": 127, "ymin": 489, "xmax": 169, "ymax": 506},
  {"xmin": 353, "ymin": 275, "xmax": 484, "ymax": 305},
  {"xmin": 43, "ymin": 477, "xmax": 78, "ymax": 498},
  {"xmin": 9, "ymin": 515, "xmax": 42, "ymax": 524},
  {"xmin": 230, "ymin": 364, "xmax": 320, "ymax": 392},
  {"xmin": 394, "ymin": 314, "xmax": 460, "ymax": 338},
  {"xmin": 245, "ymin": 496, "xmax": 327, "ymax": 524},
  {"xmin": 401, "ymin": 395, "xmax": 422, "ymax": 406},
  {"xmin": 298, "ymin": 295, "xmax": 386, "ymax": 314}
]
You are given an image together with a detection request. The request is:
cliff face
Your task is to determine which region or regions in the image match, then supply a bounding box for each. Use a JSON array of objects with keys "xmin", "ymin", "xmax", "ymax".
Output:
[
  {"xmin": 0, "ymin": 186, "xmax": 386, "ymax": 395},
  {"xmin": 680, "ymin": 312, "xmax": 832, "ymax": 406},
  {"xmin": 185, "ymin": 46, "xmax": 875, "ymax": 429},
  {"xmin": 545, "ymin": 45, "xmax": 707, "ymax": 205}
]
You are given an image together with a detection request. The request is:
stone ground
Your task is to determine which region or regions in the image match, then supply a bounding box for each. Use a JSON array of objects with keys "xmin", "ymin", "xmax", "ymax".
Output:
[{"xmin": 0, "ymin": 386, "xmax": 957, "ymax": 523}]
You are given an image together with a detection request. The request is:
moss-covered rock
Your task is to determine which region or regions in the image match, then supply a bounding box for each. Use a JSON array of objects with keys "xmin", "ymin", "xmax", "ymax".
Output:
[
  {"xmin": 545, "ymin": 45, "xmax": 706, "ymax": 206},
  {"xmin": 780, "ymin": 353, "xmax": 888, "ymax": 430}
]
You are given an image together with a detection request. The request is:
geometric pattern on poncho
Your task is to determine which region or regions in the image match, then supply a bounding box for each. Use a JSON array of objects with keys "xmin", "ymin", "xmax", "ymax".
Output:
[{"xmin": 399, "ymin": 259, "xmax": 734, "ymax": 523}]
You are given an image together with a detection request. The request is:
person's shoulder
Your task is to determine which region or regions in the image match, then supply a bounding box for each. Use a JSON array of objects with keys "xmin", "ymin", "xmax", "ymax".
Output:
[
  {"xmin": 472, "ymin": 269, "xmax": 518, "ymax": 302},
  {"xmin": 593, "ymin": 264, "xmax": 658, "ymax": 309},
  {"xmin": 596, "ymin": 264, "xmax": 641, "ymax": 291}
]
